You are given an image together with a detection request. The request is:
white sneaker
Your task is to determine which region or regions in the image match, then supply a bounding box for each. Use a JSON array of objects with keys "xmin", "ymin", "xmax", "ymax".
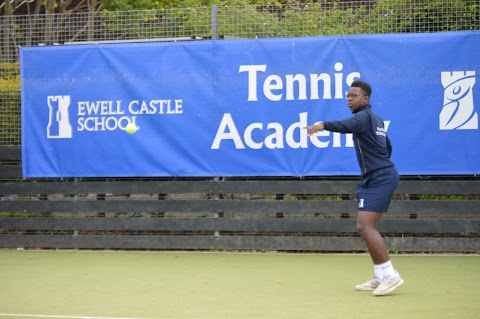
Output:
[
  {"xmin": 372, "ymin": 271, "xmax": 404, "ymax": 296},
  {"xmin": 355, "ymin": 276, "xmax": 381, "ymax": 291}
]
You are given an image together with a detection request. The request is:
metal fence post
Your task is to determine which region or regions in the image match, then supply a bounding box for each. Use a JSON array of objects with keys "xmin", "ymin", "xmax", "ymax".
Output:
[{"xmin": 211, "ymin": 4, "xmax": 218, "ymax": 40}]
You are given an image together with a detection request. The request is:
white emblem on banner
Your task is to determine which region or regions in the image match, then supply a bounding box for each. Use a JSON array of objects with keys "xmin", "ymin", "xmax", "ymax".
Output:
[
  {"xmin": 439, "ymin": 71, "xmax": 477, "ymax": 130},
  {"xmin": 47, "ymin": 95, "xmax": 73, "ymax": 138}
]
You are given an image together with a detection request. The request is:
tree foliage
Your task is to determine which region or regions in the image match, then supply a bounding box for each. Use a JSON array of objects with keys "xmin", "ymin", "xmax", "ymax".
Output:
[
  {"xmin": 2, "ymin": 0, "xmax": 479, "ymax": 37},
  {"xmin": 0, "ymin": 62, "xmax": 20, "ymax": 145},
  {"xmin": 1, "ymin": 0, "xmax": 102, "ymax": 15},
  {"xmin": 0, "ymin": 0, "xmax": 478, "ymax": 54}
]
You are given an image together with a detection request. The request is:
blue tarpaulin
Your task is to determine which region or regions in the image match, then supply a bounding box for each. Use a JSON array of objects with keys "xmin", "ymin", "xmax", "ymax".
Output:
[{"xmin": 21, "ymin": 31, "xmax": 480, "ymax": 177}]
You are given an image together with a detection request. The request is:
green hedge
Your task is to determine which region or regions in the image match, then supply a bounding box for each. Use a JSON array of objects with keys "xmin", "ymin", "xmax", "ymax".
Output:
[{"xmin": 0, "ymin": 63, "xmax": 21, "ymax": 146}]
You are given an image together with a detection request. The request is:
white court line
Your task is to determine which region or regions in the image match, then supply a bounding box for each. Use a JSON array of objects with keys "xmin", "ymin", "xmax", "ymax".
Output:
[{"xmin": 0, "ymin": 314, "xmax": 160, "ymax": 319}]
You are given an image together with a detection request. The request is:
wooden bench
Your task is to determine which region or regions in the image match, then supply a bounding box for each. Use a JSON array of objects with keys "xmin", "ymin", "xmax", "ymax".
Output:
[{"xmin": 1, "ymin": 147, "xmax": 479, "ymax": 252}]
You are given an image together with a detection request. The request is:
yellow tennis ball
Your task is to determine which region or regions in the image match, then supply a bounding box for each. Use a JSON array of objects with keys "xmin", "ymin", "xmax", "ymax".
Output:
[{"xmin": 125, "ymin": 123, "xmax": 137, "ymax": 134}]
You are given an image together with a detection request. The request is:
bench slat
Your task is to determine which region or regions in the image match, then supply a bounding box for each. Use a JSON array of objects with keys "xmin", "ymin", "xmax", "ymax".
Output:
[
  {"xmin": 0, "ymin": 217, "xmax": 478, "ymax": 234},
  {"xmin": 0, "ymin": 199, "xmax": 479, "ymax": 214},
  {"xmin": 1, "ymin": 180, "xmax": 480, "ymax": 195}
]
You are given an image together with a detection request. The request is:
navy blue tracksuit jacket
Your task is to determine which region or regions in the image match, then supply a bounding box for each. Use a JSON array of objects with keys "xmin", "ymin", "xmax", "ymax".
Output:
[{"xmin": 323, "ymin": 104, "xmax": 394, "ymax": 177}]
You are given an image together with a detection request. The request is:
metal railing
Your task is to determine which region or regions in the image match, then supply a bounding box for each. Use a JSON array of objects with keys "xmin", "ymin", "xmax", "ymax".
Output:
[{"xmin": 1, "ymin": 0, "xmax": 479, "ymax": 146}]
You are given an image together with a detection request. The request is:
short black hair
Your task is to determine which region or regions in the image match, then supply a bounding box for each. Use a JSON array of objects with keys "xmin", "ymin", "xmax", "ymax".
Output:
[{"xmin": 350, "ymin": 80, "xmax": 372, "ymax": 97}]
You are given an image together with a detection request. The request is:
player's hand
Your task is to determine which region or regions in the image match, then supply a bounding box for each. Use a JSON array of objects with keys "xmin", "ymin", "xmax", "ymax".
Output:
[{"xmin": 303, "ymin": 123, "xmax": 325, "ymax": 136}]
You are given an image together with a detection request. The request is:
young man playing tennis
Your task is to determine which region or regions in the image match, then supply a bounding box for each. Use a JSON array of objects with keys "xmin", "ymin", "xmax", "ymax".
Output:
[{"xmin": 304, "ymin": 80, "xmax": 404, "ymax": 296}]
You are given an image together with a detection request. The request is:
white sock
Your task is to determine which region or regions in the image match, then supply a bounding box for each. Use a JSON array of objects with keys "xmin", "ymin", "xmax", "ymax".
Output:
[{"xmin": 374, "ymin": 260, "xmax": 396, "ymax": 278}]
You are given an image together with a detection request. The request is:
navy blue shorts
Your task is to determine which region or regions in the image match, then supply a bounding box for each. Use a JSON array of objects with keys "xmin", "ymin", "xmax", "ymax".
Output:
[{"xmin": 356, "ymin": 166, "xmax": 399, "ymax": 213}]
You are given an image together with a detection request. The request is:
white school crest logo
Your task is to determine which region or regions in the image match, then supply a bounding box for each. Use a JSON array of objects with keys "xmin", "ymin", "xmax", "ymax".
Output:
[
  {"xmin": 47, "ymin": 95, "xmax": 73, "ymax": 139},
  {"xmin": 439, "ymin": 71, "xmax": 478, "ymax": 130}
]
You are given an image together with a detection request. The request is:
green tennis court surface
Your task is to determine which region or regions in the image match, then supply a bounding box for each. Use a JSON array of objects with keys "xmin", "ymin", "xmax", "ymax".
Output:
[{"xmin": 0, "ymin": 250, "xmax": 478, "ymax": 319}]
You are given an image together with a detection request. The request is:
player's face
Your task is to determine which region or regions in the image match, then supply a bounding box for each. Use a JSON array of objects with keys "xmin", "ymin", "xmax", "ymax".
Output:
[{"xmin": 346, "ymin": 87, "xmax": 369, "ymax": 112}]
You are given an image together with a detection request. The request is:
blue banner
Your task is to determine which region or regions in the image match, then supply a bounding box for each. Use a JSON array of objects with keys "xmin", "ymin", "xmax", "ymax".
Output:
[{"xmin": 21, "ymin": 31, "xmax": 480, "ymax": 177}]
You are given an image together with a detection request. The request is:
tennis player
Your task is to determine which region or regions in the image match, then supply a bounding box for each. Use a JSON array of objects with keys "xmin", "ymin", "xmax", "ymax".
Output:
[{"xmin": 304, "ymin": 80, "xmax": 404, "ymax": 296}]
